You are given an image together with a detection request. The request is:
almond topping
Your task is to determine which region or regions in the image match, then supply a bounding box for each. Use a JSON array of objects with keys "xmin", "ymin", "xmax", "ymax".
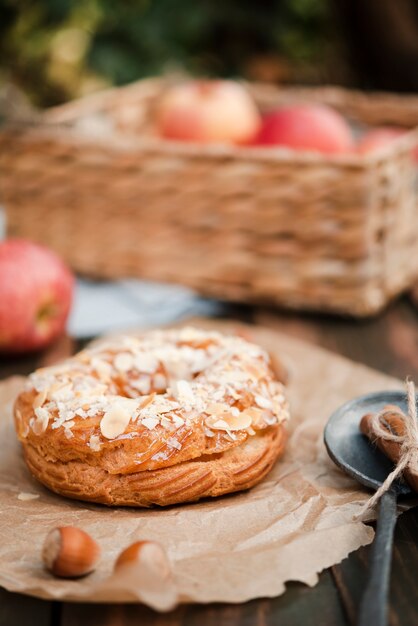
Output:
[
  {"xmin": 142, "ymin": 417, "xmax": 159, "ymax": 430},
  {"xmin": 207, "ymin": 402, "xmax": 231, "ymax": 417},
  {"xmin": 153, "ymin": 373, "xmax": 167, "ymax": 390},
  {"xmin": 131, "ymin": 377, "xmax": 151, "ymax": 395},
  {"xmin": 134, "ymin": 353, "xmax": 159, "ymax": 374},
  {"xmin": 91, "ymin": 358, "xmax": 112, "ymax": 380},
  {"xmin": 100, "ymin": 405, "xmax": 132, "ymax": 439},
  {"xmin": 205, "ymin": 417, "xmax": 230, "ymax": 430},
  {"xmin": 114, "ymin": 353, "xmax": 134, "ymax": 373},
  {"xmin": 171, "ymin": 379, "xmax": 194, "ymax": 404},
  {"xmin": 224, "ymin": 413, "xmax": 252, "ymax": 431},
  {"xmin": 205, "ymin": 412, "xmax": 252, "ymax": 431},
  {"xmin": 242, "ymin": 407, "xmax": 264, "ymax": 426},
  {"xmin": 33, "ymin": 407, "xmax": 50, "ymax": 434},
  {"xmin": 89, "ymin": 435, "xmax": 102, "ymax": 451},
  {"xmin": 33, "ymin": 389, "xmax": 48, "ymax": 408},
  {"xmin": 254, "ymin": 395, "xmax": 273, "ymax": 410}
]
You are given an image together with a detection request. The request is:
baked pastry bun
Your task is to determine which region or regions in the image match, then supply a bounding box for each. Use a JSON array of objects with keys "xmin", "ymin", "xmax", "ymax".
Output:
[{"xmin": 14, "ymin": 327, "xmax": 289, "ymax": 507}]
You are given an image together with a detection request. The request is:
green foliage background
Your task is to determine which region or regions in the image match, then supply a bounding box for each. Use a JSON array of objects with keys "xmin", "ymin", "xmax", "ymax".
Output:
[{"xmin": 0, "ymin": 0, "xmax": 332, "ymax": 107}]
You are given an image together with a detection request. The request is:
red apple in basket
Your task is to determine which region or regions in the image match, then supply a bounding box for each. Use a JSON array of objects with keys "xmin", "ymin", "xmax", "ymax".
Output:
[
  {"xmin": 156, "ymin": 80, "xmax": 261, "ymax": 145},
  {"xmin": 0, "ymin": 239, "xmax": 74, "ymax": 352},
  {"xmin": 253, "ymin": 104, "xmax": 354, "ymax": 154},
  {"xmin": 357, "ymin": 126, "xmax": 418, "ymax": 162},
  {"xmin": 357, "ymin": 127, "xmax": 404, "ymax": 154}
]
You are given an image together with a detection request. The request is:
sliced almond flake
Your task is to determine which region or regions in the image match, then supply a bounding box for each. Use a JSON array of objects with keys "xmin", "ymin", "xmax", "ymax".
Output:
[
  {"xmin": 153, "ymin": 373, "xmax": 167, "ymax": 391},
  {"xmin": 163, "ymin": 357, "xmax": 191, "ymax": 381},
  {"xmin": 246, "ymin": 426, "xmax": 256, "ymax": 436},
  {"xmin": 119, "ymin": 335, "xmax": 141, "ymax": 350},
  {"xmin": 33, "ymin": 389, "xmax": 48, "ymax": 409},
  {"xmin": 50, "ymin": 383, "xmax": 73, "ymax": 401},
  {"xmin": 17, "ymin": 492, "xmax": 39, "ymax": 501},
  {"xmin": 205, "ymin": 417, "xmax": 230, "ymax": 430},
  {"xmin": 205, "ymin": 412, "xmax": 252, "ymax": 432},
  {"xmin": 100, "ymin": 404, "xmax": 132, "ymax": 439},
  {"xmin": 223, "ymin": 412, "xmax": 252, "ymax": 431},
  {"xmin": 264, "ymin": 413, "xmax": 278, "ymax": 425},
  {"xmin": 117, "ymin": 397, "xmax": 141, "ymax": 411},
  {"xmin": 114, "ymin": 352, "xmax": 134, "ymax": 372},
  {"xmin": 170, "ymin": 379, "xmax": 194, "ymax": 405},
  {"xmin": 160, "ymin": 416, "xmax": 172, "ymax": 428},
  {"xmin": 166, "ymin": 437, "xmax": 182, "ymax": 450},
  {"xmin": 204, "ymin": 427, "xmax": 215, "ymax": 438},
  {"xmin": 76, "ymin": 351, "xmax": 90, "ymax": 364},
  {"xmin": 242, "ymin": 407, "xmax": 264, "ymax": 424},
  {"xmin": 91, "ymin": 357, "xmax": 112, "ymax": 380},
  {"xmin": 142, "ymin": 417, "xmax": 160, "ymax": 430},
  {"xmin": 33, "ymin": 407, "xmax": 50, "ymax": 434},
  {"xmin": 47, "ymin": 380, "xmax": 67, "ymax": 395},
  {"xmin": 207, "ymin": 402, "xmax": 231, "ymax": 417},
  {"xmin": 86, "ymin": 383, "xmax": 108, "ymax": 397},
  {"xmin": 254, "ymin": 394, "xmax": 273, "ymax": 410},
  {"xmin": 172, "ymin": 415, "xmax": 185, "ymax": 428},
  {"xmin": 142, "ymin": 396, "xmax": 180, "ymax": 415},
  {"xmin": 178, "ymin": 327, "xmax": 206, "ymax": 341},
  {"xmin": 219, "ymin": 370, "xmax": 250, "ymax": 385},
  {"xmin": 139, "ymin": 392, "xmax": 155, "ymax": 407},
  {"xmin": 89, "ymin": 434, "xmax": 102, "ymax": 452},
  {"xmin": 131, "ymin": 377, "xmax": 151, "ymax": 395},
  {"xmin": 134, "ymin": 353, "xmax": 159, "ymax": 374},
  {"xmin": 244, "ymin": 363, "xmax": 263, "ymax": 380}
]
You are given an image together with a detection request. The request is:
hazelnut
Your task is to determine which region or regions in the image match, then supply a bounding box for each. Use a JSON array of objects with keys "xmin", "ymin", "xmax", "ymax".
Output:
[
  {"xmin": 42, "ymin": 526, "xmax": 100, "ymax": 578},
  {"xmin": 114, "ymin": 540, "xmax": 171, "ymax": 580}
]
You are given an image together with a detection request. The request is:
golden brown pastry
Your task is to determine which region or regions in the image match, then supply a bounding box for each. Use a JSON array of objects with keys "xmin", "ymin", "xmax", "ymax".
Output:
[{"xmin": 14, "ymin": 327, "xmax": 289, "ymax": 507}]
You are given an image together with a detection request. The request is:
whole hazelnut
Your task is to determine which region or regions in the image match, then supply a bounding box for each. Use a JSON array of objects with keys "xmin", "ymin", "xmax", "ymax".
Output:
[
  {"xmin": 42, "ymin": 526, "xmax": 100, "ymax": 578},
  {"xmin": 114, "ymin": 540, "xmax": 171, "ymax": 580}
]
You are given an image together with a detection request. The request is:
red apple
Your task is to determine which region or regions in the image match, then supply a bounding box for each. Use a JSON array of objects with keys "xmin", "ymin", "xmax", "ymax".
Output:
[
  {"xmin": 253, "ymin": 104, "xmax": 354, "ymax": 154},
  {"xmin": 156, "ymin": 80, "xmax": 261, "ymax": 145},
  {"xmin": 357, "ymin": 127, "xmax": 418, "ymax": 162},
  {"xmin": 0, "ymin": 239, "xmax": 74, "ymax": 352},
  {"xmin": 357, "ymin": 127, "xmax": 405, "ymax": 154}
]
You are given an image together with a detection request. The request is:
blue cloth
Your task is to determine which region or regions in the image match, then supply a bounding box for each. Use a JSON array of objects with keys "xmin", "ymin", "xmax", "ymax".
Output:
[{"xmin": 68, "ymin": 278, "xmax": 225, "ymax": 339}]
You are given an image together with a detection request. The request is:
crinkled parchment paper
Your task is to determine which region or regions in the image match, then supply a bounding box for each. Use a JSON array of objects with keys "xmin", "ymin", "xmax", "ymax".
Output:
[{"xmin": 0, "ymin": 321, "xmax": 408, "ymax": 609}]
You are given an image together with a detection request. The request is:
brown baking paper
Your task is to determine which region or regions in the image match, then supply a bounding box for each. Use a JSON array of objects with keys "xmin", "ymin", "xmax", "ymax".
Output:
[{"xmin": 0, "ymin": 321, "xmax": 409, "ymax": 609}]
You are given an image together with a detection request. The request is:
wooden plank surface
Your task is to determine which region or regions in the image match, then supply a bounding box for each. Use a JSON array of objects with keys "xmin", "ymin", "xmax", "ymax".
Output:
[
  {"xmin": 0, "ymin": 588, "xmax": 52, "ymax": 626},
  {"xmin": 1, "ymin": 297, "xmax": 418, "ymax": 625},
  {"xmin": 60, "ymin": 573, "xmax": 347, "ymax": 626}
]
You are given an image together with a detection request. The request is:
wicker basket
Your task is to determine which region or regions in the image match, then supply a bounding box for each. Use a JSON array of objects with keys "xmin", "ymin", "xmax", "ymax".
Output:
[{"xmin": 1, "ymin": 78, "xmax": 418, "ymax": 316}]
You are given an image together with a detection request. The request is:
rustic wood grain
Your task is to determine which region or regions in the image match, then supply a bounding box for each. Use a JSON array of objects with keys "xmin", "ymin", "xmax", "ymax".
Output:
[
  {"xmin": 0, "ymin": 588, "xmax": 51, "ymax": 626},
  {"xmin": 60, "ymin": 572, "xmax": 347, "ymax": 626}
]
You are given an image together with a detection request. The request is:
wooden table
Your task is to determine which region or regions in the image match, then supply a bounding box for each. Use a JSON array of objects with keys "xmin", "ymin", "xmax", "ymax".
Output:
[{"xmin": 1, "ymin": 297, "xmax": 418, "ymax": 626}]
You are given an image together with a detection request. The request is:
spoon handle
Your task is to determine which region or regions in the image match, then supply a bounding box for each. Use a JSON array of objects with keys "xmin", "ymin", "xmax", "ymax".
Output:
[{"xmin": 358, "ymin": 489, "xmax": 397, "ymax": 626}]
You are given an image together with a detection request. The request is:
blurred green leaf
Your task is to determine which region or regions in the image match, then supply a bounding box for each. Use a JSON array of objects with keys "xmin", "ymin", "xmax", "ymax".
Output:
[{"xmin": 0, "ymin": 0, "xmax": 331, "ymax": 106}]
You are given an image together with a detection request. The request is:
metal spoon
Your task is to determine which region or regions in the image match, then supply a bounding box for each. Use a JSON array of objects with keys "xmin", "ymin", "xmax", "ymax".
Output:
[{"xmin": 324, "ymin": 391, "xmax": 413, "ymax": 626}]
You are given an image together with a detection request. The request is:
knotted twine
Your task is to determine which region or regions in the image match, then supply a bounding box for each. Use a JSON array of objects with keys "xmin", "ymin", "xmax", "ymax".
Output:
[{"xmin": 356, "ymin": 379, "xmax": 418, "ymax": 519}]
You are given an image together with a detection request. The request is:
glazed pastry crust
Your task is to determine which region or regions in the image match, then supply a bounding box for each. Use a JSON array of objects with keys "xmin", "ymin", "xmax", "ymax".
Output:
[
  {"xmin": 14, "ymin": 327, "xmax": 289, "ymax": 507},
  {"xmin": 20, "ymin": 424, "xmax": 286, "ymax": 507}
]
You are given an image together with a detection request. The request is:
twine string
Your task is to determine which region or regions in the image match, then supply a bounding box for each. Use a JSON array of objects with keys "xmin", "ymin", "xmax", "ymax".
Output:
[{"xmin": 356, "ymin": 380, "xmax": 418, "ymax": 519}]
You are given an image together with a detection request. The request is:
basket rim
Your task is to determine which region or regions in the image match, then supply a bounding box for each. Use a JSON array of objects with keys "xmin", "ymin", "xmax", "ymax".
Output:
[
  {"xmin": 3, "ymin": 76, "xmax": 418, "ymax": 169},
  {"xmin": 3, "ymin": 121, "xmax": 418, "ymax": 170}
]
